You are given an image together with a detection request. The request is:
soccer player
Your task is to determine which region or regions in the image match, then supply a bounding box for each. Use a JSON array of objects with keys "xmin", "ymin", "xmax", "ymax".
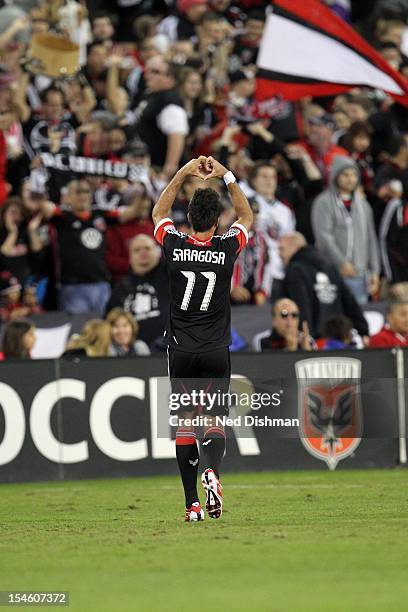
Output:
[{"xmin": 152, "ymin": 156, "xmax": 253, "ymax": 522}]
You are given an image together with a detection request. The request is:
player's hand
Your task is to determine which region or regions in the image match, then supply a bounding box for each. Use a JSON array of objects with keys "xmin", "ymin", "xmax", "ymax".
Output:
[
  {"xmin": 178, "ymin": 157, "xmax": 208, "ymax": 180},
  {"xmin": 204, "ymin": 157, "xmax": 229, "ymax": 180}
]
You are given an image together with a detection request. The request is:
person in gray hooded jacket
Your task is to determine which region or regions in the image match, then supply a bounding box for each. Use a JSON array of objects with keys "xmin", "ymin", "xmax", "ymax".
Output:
[{"xmin": 311, "ymin": 156, "xmax": 380, "ymax": 304}]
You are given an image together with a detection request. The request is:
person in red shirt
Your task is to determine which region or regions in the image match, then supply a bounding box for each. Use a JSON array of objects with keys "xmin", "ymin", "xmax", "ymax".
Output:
[
  {"xmin": 369, "ymin": 301, "xmax": 408, "ymax": 348},
  {"xmin": 105, "ymin": 186, "xmax": 154, "ymax": 283},
  {"xmin": 299, "ymin": 113, "xmax": 349, "ymax": 185}
]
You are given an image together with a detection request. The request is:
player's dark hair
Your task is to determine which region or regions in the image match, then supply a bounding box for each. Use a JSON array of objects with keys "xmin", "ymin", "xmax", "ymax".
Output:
[{"xmin": 188, "ymin": 188, "xmax": 222, "ymax": 232}]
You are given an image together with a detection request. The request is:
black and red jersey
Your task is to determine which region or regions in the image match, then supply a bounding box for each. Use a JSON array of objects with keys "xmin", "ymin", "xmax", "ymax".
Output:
[
  {"xmin": 154, "ymin": 218, "xmax": 248, "ymax": 353},
  {"xmin": 48, "ymin": 206, "xmax": 120, "ymax": 284}
]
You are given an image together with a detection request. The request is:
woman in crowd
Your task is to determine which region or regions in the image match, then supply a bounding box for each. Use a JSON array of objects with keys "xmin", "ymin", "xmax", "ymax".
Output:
[
  {"xmin": 64, "ymin": 319, "xmax": 111, "ymax": 358},
  {"xmin": 1, "ymin": 318, "xmax": 36, "ymax": 359},
  {"xmin": 106, "ymin": 307, "xmax": 150, "ymax": 356},
  {"xmin": 342, "ymin": 121, "xmax": 374, "ymax": 194},
  {"xmin": 178, "ymin": 67, "xmax": 215, "ymax": 152},
  {"xmin": 0, "ymin": 197, "xmax": 44, "ymax": 286}
]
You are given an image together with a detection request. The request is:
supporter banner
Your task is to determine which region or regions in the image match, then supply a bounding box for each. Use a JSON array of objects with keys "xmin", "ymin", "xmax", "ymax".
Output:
[
  {"xmin": 0, "ymin": 351, "xmax": 402, "ymax": 483},
  {"xmin": 256, "ymin": 0, "xmax": 408, "ymax": 105},
  {"xmin": 40, "ymin": 153, "xmax": 149, "ymax": 183}
]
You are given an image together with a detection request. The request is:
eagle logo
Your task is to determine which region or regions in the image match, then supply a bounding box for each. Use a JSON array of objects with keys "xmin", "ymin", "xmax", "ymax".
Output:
[{"xmin": 295, "ymin": 357, "xmax": 363, "ymax": 470}]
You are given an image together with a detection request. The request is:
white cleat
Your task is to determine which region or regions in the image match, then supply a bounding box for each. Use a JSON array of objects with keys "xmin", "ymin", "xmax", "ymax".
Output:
[
  {"xmin": 185, "ymin": 501, "xmax": 205, "ymax": 522},
  {"xmin": 201, "ymin": 469, "xmax": 223, "ymax": 519}
]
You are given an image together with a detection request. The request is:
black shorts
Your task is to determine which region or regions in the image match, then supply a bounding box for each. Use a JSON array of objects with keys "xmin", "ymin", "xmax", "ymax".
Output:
[{"xmin": 167, "ymin": 346, "xmax": 231, "ymax": 416}]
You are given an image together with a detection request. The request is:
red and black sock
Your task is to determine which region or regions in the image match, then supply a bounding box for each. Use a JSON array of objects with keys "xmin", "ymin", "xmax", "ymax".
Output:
[
  {"xmin": 201, "ymin": 426, "xmax": 226, "ymax": 479},
  {"xmin": 176, "ymin": 427, "xmax": 199, "ymax": 508}
]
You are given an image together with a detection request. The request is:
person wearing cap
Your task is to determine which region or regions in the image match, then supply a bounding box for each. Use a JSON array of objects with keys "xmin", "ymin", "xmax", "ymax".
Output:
[
  {"xmin": 231, "ymin": 9, "xmax": 265, "ymax": 68},
  {"xmin": 312, "ymin": 156, "xmax": 380, "ymax": 305},
  {"xmin": 158, "ymin": 0, "xmax": 209, "ymax": 44},
  {"xmin": 298, "ymin": 113, "xmax": 349, "ymax": 185},
  {"xmin": 228, "ymin": 69, "xmax": 256, "ymax": 114}
]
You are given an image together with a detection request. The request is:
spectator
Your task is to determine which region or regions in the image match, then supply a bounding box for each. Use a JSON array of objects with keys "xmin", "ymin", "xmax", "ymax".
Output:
[
  {"xmin": 178, "ymin": 67, "xmax": 215, "ymax": 152},
  {"xmin": 0, "ymin": 271, "xmax": 23, "ymax": 321},
  {"xmin": 317, "ymin": 314, "xmax": 356, "ymax": 350},
  {"xmin": 312, "ymin": 156, "xmax": 380, "ymax": 304},
  {"xmin": 369, "ymin": 301, "xmax": 408, "ymax": 348},
  {"xmin": 299, "ymin": 113, "xmax": 349, "ymax": 184},
  {"xmin": 91, "ymin": 12, "xmax": 116, "ymax": 46},
  {"xmin": 134, "ymin": 56, "xmax": 188, "ymax": 177},
  {"xmin": 228, "ymin": 70, "xmax": 256, "ymax": 119},
  {"xmin": 22, "ymin": 86, "xmax": 77, "ymax": 158},
  {"xmin": 231, "ymin": 9, "xmax": 265, "ymax": 68},
  {"xmin": 158, "ymin": 0, "xmax": 209, "ymax": 44},
  {"xmin": 342, "ymin": 121, "xmax": 374, "ymax": 194},
  {"xmin": 374, "ymin": 134, "xmax": 408, "ymax": 203},
  {"xmin": 389, "ymin": 282, "xmax": 408, "ymax": 302},
  {"xmin": 253, "ymin": 297, "xmax": 313, "ymax": 352},
  {"xmin": 64, "ymin": 319, "xmax": 111, "ymax": 357},
  {"xmin": 231, "ymin": 199, "xmax": 269, "ymax": 305},
  {"xmin": 246, "ymin": 161, "xmax": 295, "ymax": 300},
  {"xmin": 105, "ymin": 183, "xmax": 154, "ymax": 283},
  {"xmin": 106, "ymin": 307, "xmax": 150, "ymax": 356},
  {"xmin": 0, "ymin": 197, "xmax": 44, "ymax": 285},
  {"xmin": 379, "ymin": 196, "xmax": 408, "ymax": 283},
  {"xmin": 279, "ymin": 232, "xmax": 369, "ymax": 340},
  {"xmin": 39, "ymin": 179, "xmax": 139, "ymax": 315},
  {"xmin": 106, "ymin": 234, "xmax": 169, "ymax": 348},
  {"xmin": 1, "ymin": 318, "xmax": 36, "ymax": 359},
  {"xmin": 346, "ymin": 94, "xmax": 374, "ymax": 124},
  {"xmin": 379, "ymin": 41, "xmax": 402, "ymax": 70},
  {"xmin": 82, "ymin": 41, "xmax": 109, "ymax": 107}
]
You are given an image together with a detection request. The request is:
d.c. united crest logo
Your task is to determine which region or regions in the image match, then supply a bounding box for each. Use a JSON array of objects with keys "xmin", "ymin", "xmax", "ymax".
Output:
[{"xmin": 295, "ymin": 357, "xmax": 363, "ymax": 470}]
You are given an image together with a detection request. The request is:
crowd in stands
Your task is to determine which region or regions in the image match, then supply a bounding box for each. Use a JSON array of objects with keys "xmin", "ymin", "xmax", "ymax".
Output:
[{"xmin": 0, "ymin": 0, "xmax": 407, "ymax": 359}]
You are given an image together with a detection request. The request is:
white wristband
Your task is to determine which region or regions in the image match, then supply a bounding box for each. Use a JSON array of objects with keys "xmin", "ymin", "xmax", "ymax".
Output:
[{"xmin": 223, "ymin": 171, "xmax": 236, "ymax": 186}]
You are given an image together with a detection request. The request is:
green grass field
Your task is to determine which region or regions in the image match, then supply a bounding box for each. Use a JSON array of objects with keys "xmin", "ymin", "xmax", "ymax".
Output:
[{"xmin": 0, "ymin": 469, "xmax": 407, "ymax": 612}]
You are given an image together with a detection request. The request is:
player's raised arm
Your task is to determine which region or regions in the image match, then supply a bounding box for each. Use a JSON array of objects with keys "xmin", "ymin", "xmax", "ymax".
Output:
[
  {"xmin": 204, "ymin": 156, "xmax": 253, "ymax": 234},
  {"xmin": 152, "ymin": 157, "xmax": 208, "ymax": 226}
]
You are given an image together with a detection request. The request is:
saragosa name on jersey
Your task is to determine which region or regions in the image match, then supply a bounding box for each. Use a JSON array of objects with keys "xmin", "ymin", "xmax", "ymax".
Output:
[{"xmin": 172, "ymin": 248, "xmax": 226, "ymax": 265}]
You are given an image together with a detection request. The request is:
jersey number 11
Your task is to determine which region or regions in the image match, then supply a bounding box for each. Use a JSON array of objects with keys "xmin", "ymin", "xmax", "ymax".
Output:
[{"xmin": 180, "ymin": 271, "xmax": 217, "ymax": 311}]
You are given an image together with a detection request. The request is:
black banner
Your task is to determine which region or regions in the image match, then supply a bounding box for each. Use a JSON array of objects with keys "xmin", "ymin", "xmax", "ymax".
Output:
[
  {"xmin": 40, "ymin": 153, "xmax": 149, "ymax": 182},
  {"xmin": 0, "ymin": 351, "xmax": 403, "ymax": 484}
]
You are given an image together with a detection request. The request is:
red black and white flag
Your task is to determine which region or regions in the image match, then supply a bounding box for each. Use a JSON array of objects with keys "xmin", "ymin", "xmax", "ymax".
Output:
[{"xmin": 256, "ymin": 0, "xmax": 408, "ymax": 106}]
